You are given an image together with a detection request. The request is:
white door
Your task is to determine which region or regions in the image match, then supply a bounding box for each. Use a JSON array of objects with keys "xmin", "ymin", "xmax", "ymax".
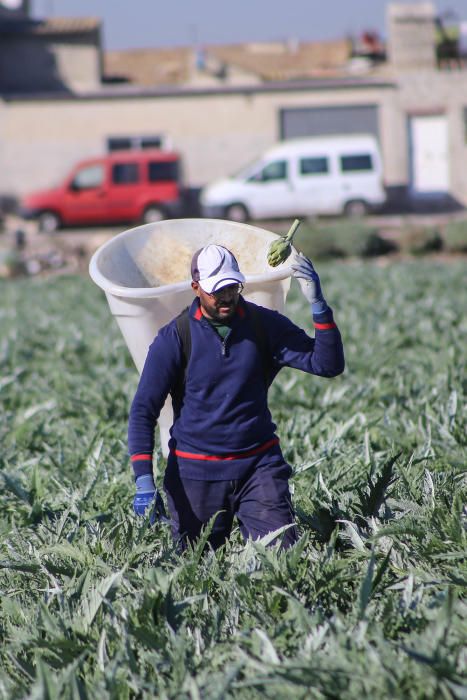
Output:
[{"xmin": 410, "ymin": 115, "xmax": 449, "ymax": 193}]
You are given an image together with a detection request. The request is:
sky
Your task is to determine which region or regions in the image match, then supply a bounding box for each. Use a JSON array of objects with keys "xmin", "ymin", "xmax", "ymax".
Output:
[{"xmin": 30, "ymin": 0, "xmax": 467, "ymax": 51}]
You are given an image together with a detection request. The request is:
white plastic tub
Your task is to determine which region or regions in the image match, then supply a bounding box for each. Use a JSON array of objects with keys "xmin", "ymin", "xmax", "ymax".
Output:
[{"xmin": 89, "ymin": 218, "xmax": 294, "ymax": 455}]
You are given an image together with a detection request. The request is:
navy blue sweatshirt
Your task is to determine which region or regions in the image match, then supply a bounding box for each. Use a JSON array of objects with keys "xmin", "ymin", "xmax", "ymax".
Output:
[{"xmin": 128, "ymin": 297, "xmax": 344, "ymax": 480}]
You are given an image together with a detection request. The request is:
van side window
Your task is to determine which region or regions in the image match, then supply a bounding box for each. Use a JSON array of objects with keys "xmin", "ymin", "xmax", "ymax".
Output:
[
  {"xmin": 112, "ymin": 163, "xmax": 139, "ymax": 184},
  {"xmin": 71, "ymin": 164, "xmax": 104, "ymax": 190},
  {"xmin": 340, "ymin": 154, "xmax": 373, "ymax": 172},
  {"xmin": 148, "ymin": 161, "xmax": 179, "ymax": 182},
  {"xmin": 248, "ymin": 160, "xmax": 287, "ymax": 182},
  {"xmin": 300, "ymin": 157, "xmax": 329, "ymax": 175}
]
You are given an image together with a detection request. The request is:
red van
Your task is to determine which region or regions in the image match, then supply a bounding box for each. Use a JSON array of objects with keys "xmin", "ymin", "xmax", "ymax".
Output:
[{"xmin": 21, "ymin": 150, "xmax": 184, "ymax": 232}]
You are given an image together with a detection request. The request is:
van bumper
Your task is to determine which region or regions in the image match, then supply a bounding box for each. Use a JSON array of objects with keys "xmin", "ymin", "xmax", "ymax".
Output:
[
  {"xmin": 200, "ymin": 204, "xmax": 226, "ymax": 218},
  {"xmin": 368, "ymin": 200, "xmax": 386, "ymax": 214},
  {"xmin": 158, "ymin": 199, "xmax": 184, "ymax": 218},
  {"xmin": 20, "ymin": 206, "xmax": 40, "ymax": 220}
]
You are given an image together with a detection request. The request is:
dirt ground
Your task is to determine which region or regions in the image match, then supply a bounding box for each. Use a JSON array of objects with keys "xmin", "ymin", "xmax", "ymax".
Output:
[{"xmin": 1, "ymin": 209, "xmax": 466, "ymax": 280}]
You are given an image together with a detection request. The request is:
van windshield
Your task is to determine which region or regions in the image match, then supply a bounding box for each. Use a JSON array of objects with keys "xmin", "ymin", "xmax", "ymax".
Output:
[
  {"xmin": 71, "ymin": 164, "xmax": 104, "ymax": 190},
  {"xmin": 50, "ymin": 163, "xmax": 77, "ymax": 189},
  {"xmin": 250, "ymin": 160, "xmax": 288, "ymax": 182},
  {"xmin": 230, "ymin": 158, "xmax": 264, "ymax": 180}
]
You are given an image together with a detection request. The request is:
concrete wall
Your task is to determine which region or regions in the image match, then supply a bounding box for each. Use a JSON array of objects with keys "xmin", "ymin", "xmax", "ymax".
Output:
[
  {"xmin": 387, "ymin": 3, "xmax": 436, "ymax": 70},
  {"xmin": 0, "ymin": 37, "xmax": 68, "ymax": 92},
  {"xmin": 0, "ymin": 34, "xmax": 101, "ymax": 93}
]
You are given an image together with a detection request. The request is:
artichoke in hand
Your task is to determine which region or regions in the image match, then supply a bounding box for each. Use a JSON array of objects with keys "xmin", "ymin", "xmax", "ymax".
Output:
[{"xmin": 267, "ymin": 219, "xmax": 301, "ymax": 267}]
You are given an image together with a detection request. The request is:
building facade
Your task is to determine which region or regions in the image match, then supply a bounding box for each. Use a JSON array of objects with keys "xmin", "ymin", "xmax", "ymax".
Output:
[{"xmin": 1, "ymin": 2, "xmax": 466, "ymax": 210}]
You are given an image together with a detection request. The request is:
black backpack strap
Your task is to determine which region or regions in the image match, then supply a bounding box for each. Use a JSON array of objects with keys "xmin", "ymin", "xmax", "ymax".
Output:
[
  {"xmin": 246, "ymin": 302, "xmax": 273, "ymax": 388},
  {"xmin": 176, "ymin": 306, "xmax": 191, "ymax": 368},
  {"xmin": 171, "ymin": 307, "xmax": 191, "ymax": 410}
]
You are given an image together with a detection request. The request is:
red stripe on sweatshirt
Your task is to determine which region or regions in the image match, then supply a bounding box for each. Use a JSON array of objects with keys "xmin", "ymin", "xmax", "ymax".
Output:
[
  {"xmin": 314, "ymin": 321, "xmax": 336, "ymax": 330},
  {"xmin": 130, "ymin": 453, "xmax": 152, "ymax": 462},
  {"xmin": 172, "ymin": 437, "xmax": 279, "ymax": 461}
]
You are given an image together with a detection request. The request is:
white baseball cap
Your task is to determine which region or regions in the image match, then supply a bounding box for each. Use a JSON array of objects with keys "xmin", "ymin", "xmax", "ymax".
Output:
[{"xmin": 191, "ymin": 244, "xmax": 245, "ymax": 294}]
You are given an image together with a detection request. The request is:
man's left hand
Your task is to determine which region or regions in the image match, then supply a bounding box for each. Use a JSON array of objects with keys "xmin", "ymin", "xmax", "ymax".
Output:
[{"xmin": 291, "ymin": 253, "xmax": 329, "ymax": 314}]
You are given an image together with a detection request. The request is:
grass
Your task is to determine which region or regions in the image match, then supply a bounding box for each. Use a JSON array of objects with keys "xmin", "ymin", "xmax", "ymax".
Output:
[{"xmin": 0, "ymin": 261, "xmax": 466, "ymax": 699}]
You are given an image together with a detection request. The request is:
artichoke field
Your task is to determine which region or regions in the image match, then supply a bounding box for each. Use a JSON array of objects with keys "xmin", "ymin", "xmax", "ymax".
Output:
[{"xmin": 0, "ymin": 260, "xmax": 465, "ymax": 699}]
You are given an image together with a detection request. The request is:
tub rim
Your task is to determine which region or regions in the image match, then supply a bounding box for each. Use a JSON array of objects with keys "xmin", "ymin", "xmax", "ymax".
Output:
[{"xmin": 89, "ymin": 218, "xmax": 294, "ymax": 299}]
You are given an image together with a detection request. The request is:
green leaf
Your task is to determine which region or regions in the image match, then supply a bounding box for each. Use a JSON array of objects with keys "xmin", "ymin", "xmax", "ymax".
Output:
[{"xmin": 358, "ymin": 550, "xmax": 375, "ymax": 620}]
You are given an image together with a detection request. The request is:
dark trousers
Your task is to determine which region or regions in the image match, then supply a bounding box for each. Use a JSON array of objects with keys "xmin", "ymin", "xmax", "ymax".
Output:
[{"xmin": 163, "ymin": 455, "xmax": 298, "ymax": 551}]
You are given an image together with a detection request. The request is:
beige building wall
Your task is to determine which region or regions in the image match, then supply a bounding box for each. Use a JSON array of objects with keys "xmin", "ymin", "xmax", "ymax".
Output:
[
  {"xmin": 395, "ymin": 70, "xmax": 467, "ymax": 203},
  {"xmin": 1, "ymin": 84, "xmax": 397, "ymax": 197},
  {"xmin": 2, "ymin": 71, "xmax": 466, "ymax": 205}
]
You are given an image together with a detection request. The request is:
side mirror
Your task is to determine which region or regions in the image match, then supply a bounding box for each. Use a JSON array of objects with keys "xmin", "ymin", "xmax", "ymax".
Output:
[{"xmin": 247, "ymin": 172, "xmax": 264, "ymax": 184}]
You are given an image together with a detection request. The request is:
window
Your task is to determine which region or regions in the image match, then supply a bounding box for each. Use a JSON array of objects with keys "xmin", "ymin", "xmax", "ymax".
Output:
[
  {"xmin": 340, "ymin": 154, "xmax": 373, "ymax": 172},
  {"xmin": 300, "ymin": 157, "xmax": 329, "ymax": 175},
  {"xmin": 108, "ymin": 135, "xmax": 165, "ymax": 152},
  {"xmin": 112, "ymin": 162, "xmax": 139, "ymax": 184},
  {"xmin": 248, "ymin": 160, "xmax": 287, "ymax": 182},
  {"xmin": 148, "ymin": 161, "xmax": 179, "ymax": 182},
  {"xmin": 108, "ymin": 138, "xmax": 132, "ymax": 152},
  {"xmin": 141, "ymin": 137, "xmax": 164, "ymax": 149},
  {"xmin": 71, "ymin": 164, "xmax": 104, "ymax": 190}
]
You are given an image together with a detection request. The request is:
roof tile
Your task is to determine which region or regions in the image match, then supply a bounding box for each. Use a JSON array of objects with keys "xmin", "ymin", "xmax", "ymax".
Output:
[{"xmin": 104, "ymin": 38, "xmax": 354, "ymax": 86}]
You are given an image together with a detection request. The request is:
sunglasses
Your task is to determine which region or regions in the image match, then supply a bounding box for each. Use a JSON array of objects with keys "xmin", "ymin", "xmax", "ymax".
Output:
[{"xmin": 207, "ymin": 283, "xmax": 244, "ymax": 299}]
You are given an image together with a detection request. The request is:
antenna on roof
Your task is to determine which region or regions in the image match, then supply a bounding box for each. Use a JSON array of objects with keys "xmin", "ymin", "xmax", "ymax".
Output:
[
  {"xmin": 189, "ymin": 22, "xmax": 198, "ymax": 47},
  {"xmin": 189, "ymin": 22, "xmax": 206, "ymax": 71}
]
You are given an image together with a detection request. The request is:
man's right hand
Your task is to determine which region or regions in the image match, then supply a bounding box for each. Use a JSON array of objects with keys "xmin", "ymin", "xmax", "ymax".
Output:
[{"xmin": 133, "ymin": 474, "xmax": 167, "ymax": 524}]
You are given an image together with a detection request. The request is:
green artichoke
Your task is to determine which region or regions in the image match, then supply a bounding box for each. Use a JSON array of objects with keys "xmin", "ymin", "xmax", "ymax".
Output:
[{"xmin": 267, "ymin": 219, "xmax": 301, "ymax": 267}]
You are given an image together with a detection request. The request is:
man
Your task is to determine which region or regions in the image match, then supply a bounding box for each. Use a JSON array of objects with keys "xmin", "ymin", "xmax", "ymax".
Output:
[{"xmin": 128, "ymin": 244, "xmax": 344, "ymax": 549}]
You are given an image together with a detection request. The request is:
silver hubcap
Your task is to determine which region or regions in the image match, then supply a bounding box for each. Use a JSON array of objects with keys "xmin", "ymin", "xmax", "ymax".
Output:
[
  {"xmin": 40, "ymin": 213, "xmax": 58, "ymax": 232},
  {"xmin": 227, "ymin": 205, "xmax": 246, "ymax": 222},
  {"xmin": 145, "ymin": 208, "xmax": 164, "ymax": 223},
  {"xmin": 347, "ymin": 202, "xmax": 366, "ymax": 217}
]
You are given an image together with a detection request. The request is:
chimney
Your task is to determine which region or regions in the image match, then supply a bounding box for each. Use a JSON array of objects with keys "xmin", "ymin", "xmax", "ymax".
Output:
[{"xmin": 387, "ymin": 2, "xmax": 436, "ymax": 70}]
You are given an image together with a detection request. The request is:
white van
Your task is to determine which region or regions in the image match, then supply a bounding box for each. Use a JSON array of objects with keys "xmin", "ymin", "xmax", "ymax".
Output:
[{"xmin": 200, "ymin": 134, "xmax": 386, "ymax": 221}]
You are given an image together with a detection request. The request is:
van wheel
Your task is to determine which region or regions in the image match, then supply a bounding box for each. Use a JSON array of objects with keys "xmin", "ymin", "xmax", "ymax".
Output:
[
  {"xmin": 143, "ymin": 205, "xmax": 166, "ymax": 224},
  {"xmin": 225, "ymin": 203, "xmax": 249, "ymax": 223},
  {"xmin": 344, "ymin": 200, "xmax": 368, "ymax": 218},
  {"xmin": 38, "ymin": 211, "xmax": 61, "ymax": 233}
]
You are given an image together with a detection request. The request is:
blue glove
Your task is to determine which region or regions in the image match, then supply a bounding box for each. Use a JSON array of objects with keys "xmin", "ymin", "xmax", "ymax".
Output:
[
  {"xmin": 133, "ymin": 474, "xmax": 167, "ymax": 524},
  {"xmin": 291, "ymin": 252, "xmax": 329, "ymax": 314}
]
